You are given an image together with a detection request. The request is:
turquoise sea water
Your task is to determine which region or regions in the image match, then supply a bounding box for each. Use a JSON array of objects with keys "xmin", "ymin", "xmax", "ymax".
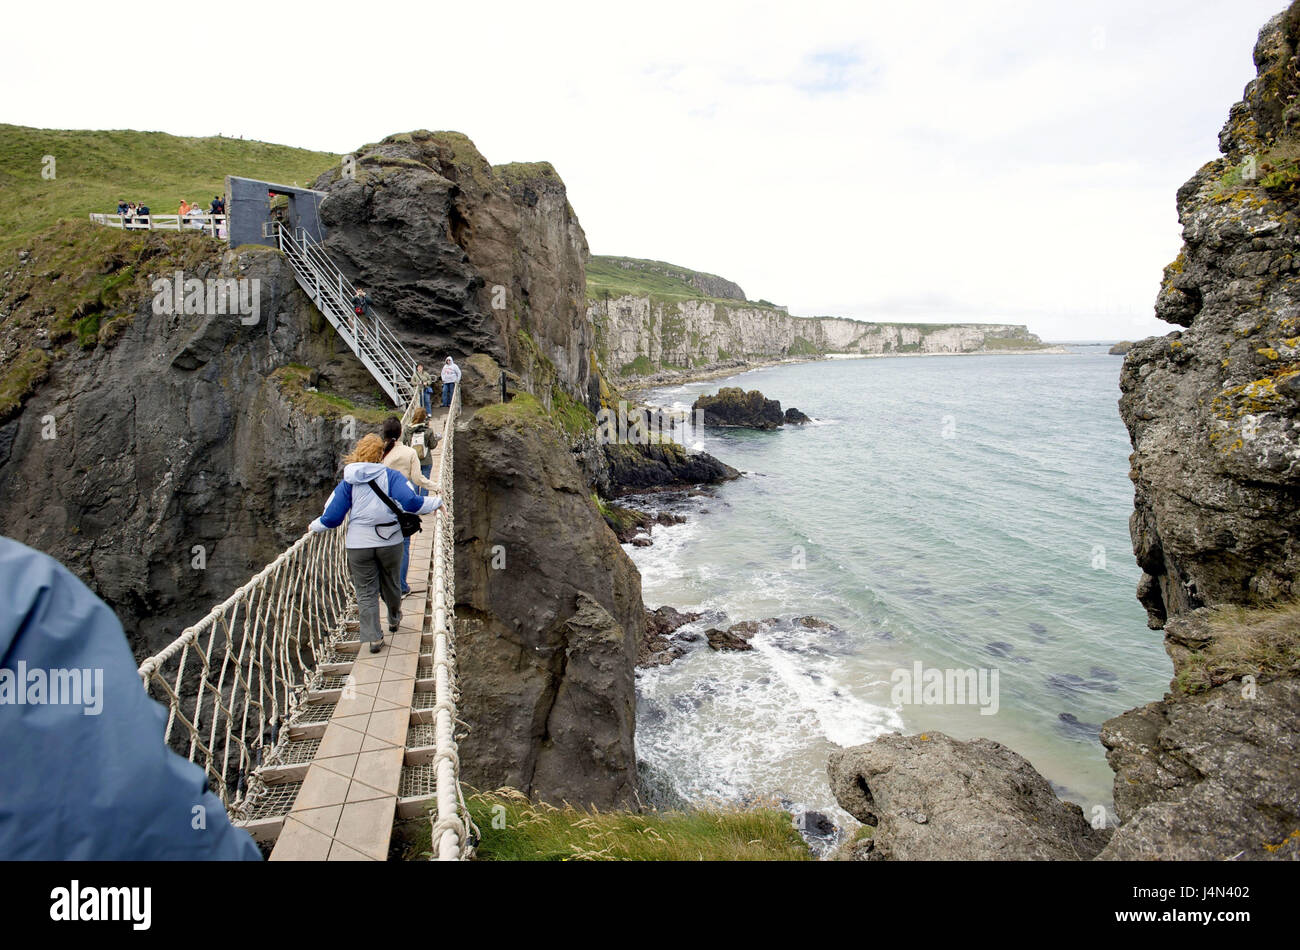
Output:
[{"xmin": 627, "ymin": 347, "xmax": 1172, "ymax": 823}]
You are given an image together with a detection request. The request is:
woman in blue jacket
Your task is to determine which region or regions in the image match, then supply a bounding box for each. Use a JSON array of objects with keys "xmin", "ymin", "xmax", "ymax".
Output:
[{"xmin": 310, "ymin": 433, "xmax": 443, "ymax": 653}]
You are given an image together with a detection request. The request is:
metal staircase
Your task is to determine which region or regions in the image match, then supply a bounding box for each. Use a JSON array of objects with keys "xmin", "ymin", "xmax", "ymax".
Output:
[{"xmin": 276, "ymin": 223, "xmax": 416, "ymax": 405}]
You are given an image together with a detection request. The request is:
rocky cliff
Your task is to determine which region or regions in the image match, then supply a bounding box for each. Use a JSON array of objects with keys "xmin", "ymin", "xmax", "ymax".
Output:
[
  {"xmin": 1121, "ymin": 9, "xmax": 1300, "ymax": 628},
  {"xmin": 1101, "ymin": 5, "xmax": 1300, "ymax": 861},
  {"xmin": 0, "ymin": 223, "xmax": 384, "ymax": 656},
  {"xmin": 592, "ymin": 294, "xmax": 1051, "ymax": 379},
  {"xmin": 452, "ymin": 393, "xmax": 643, "ymax": 808},
  {"xmin": 311, "ymin": 131, "xmax": 602, "ymax": 409}
]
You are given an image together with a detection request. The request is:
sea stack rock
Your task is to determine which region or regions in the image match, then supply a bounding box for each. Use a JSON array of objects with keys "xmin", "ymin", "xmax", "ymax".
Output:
[
  {"xmin": 692, "ymin": 387, "xmax": 785, "ymax": 429},
  {"xmin": 784, "ymin": 406, "xmax": 811, "ymax": 424}
]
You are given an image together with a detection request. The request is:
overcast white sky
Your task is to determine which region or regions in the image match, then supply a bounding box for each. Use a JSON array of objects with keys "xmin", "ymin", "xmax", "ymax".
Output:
[{"xmin": 5, "ymin": 0, "xmax": 1286, "ymax": 340}]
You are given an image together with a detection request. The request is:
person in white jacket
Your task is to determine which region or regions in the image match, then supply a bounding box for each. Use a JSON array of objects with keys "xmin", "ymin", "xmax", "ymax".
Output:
[
  {"xmin": 440, "ymin": 356, "xmax": 461, "ymax": 407},
  {"xmin": 310, "ymin": 433, "xmax": 443, "ymax": 653}
]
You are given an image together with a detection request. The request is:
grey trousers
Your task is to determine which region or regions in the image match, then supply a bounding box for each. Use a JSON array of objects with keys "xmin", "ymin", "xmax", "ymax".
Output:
[{"xmin": 347, "ymin": 542, "xmax": 404, "ymax": 642}]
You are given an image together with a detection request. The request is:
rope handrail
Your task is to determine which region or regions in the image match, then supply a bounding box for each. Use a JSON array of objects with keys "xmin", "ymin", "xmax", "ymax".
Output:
[
  {"xmin": 135, "ymin": 525, "xmax": 352, "ymax": 819},
  {"xmin": 428, "ymin": 380, "xmax": 473, "ymax": 859}
]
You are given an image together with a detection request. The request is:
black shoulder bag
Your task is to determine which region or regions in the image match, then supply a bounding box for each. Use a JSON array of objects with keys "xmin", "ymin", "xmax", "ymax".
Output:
[{"xmin": 368, "ymin": 476, "xmax": 424, "ymax": 538}]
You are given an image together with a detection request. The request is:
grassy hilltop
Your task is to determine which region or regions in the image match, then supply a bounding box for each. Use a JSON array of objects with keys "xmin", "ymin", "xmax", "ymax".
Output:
[{"xmin": 0, "ymin": 124, "xmax": 340, "ymax": 253}]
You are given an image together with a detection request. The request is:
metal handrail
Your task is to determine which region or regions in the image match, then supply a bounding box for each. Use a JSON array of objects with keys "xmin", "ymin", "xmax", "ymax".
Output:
[
  {"xmin": 292, "ymin": 227, "xmax": 417, "ymax": 372},
  {"xmin": 276, "ymin": 226, "xmax": 413, "ymax": 405},
  {"xmin": 275, "ymin": 224, "xmax": 415, "ymax": 405}
]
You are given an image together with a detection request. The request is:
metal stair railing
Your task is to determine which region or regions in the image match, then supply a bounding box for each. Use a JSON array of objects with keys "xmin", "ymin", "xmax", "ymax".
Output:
[{"xmin": 275, "ymin": 223, "xmax": 416, "ymax": 405}]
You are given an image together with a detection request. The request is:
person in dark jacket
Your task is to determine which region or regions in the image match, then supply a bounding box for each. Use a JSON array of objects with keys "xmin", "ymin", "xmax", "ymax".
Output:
[
  {"xmin": 309, "ymin": 433, "xmax": 443, "ymax": 652},
  {"xmin": 0, "ymin": 536, "xmax": 262, "ymax": 860},
  {"xmin": 350, "ymin": 288, "xmax": 378, "ymax": 346}
]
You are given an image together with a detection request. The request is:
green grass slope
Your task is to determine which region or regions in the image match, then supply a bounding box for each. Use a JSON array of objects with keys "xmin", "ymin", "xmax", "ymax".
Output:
[
  {"xmin": 587, "ymin": 254, "xmax": 783, "ymax": 309},
  {"xmin": 0, "ymin": 124, "xmax": 340, "ymax": 253}
]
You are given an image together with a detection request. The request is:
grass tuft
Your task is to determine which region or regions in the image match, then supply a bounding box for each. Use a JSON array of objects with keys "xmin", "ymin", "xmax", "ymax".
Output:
[{"xmin": 397, "ymin": 788, "xmax": 811, "ymax": 861}]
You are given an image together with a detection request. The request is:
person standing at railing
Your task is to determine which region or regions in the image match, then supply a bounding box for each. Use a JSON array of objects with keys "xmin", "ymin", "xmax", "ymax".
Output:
[
  {"xmin": 411, "ymin": 363, "xmax": 433, "ymax": 415},
  {"xmin": 440, "ymin": 356, "xmax": 461, "ymax": 407},
  {"xmin": 380, "ymin": 417, "xmax": 437, "ymax": 596},
  {"xmin": 309, "ymin": 434, "xmax": 443, "ymax": 653},
  {"xmin": 0, "ymin": 536, "xmax": 262, "ymax": 860}
]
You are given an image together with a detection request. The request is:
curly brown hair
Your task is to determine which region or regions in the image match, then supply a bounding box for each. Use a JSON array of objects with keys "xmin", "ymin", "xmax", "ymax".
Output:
[{"xmin": 343, "ymin": 433, "xmax": 386, "ymax": 465}]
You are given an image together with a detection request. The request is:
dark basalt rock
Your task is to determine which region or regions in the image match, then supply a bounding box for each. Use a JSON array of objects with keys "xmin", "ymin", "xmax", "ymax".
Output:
[
  {"xmin": 453, "ymin": 398, "xmax": 643, "ymax": 808},
  {"xmin": 784, "ymin": 406, "xmax": 811, "ymax": 424},
  {"xmin": 1120, "ymin": 14, "xmax": 1300, "ymax": 627},
  {"xmin": 640, "ymin": 605, "xmax": 702, "ymax": 667},
  {"xmin": 1102, "ymin": 9, "xmax": 1300, "ymax": 861},
  {"xmin": 602, "ymin": 440, "xmax": 740, "ymax": 495},
  {"xmin": 692, "ymin": 387, "xmax": 785, "ymax": 429},
  {"xmin": 0, "ymin": 240, "xmax": 380, "ymax": 659},
  {"xmin": 705, "ymin": 627, "xmax": 754, "ymax": 652},
  {"xmin": 314, "ymin": 130, "xmax": 600, "ymax": 408}
]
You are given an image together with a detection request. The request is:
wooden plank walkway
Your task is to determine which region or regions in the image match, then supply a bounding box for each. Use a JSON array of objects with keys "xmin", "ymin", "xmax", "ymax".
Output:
[{"xmin": 270, "ymin": 416, "xmax": 446, "ymax": 861}]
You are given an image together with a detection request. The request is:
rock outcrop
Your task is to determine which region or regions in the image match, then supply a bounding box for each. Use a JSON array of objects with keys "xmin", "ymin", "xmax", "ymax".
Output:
[
  {"xmin": 0, "ymin": 226, "xmax": 382, "ymax": 657},
  {"xmin": 784, "ymin": 407, "xmax": 811, "ymax": 424},
  {"xmin": 1120, "ymin": 10, "xmax": 1300, "ymax": 627},
  {"xmin": 1097, "ymin": 605, "xmax": 1300, "ymax": 860},
  {"xmin": 640, "ymin": 605, "xmax": 701, "ymax": 667},
  {"xmin": 1104, "ymin": 5, "xmax": 1300, "ymax": 862},
  {"xmin": 452, "ymin": 396, "xmax": 644, "ymax": 808},
  {"xmin": 599, "ymin": 440, "xmax": 740, "ymax": 495},
  {"xmin": 1108, "ymin": 341, "xmax": 1132, "ymax": 355},
  {"xmin": 313, "ymin": 131, "xmax": 601, "ymax": 409},
  {"xmin": 693, "ymin": 387, "xmax": 785, "ymax": 429},
  {"xmin": 827, "ymin": 732, "xmax": 1111, "ymax": 860}
]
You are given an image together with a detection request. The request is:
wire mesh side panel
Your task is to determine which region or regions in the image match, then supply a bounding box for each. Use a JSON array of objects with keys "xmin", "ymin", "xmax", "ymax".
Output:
[{"xmin": 136, "ymin": 527, "xmax": 351, "ymax": 818}]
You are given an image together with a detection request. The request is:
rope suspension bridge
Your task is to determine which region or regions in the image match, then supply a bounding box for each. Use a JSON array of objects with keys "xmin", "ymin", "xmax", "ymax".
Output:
[{"xmin": 114, "ymin": 196, "xmax": 475, "ymax": 860}]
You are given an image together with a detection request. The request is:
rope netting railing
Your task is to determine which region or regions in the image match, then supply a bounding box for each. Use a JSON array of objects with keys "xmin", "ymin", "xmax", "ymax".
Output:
[
  {"xmin": 135, "ymin": 525, "xmax": 353, "ymax": 819},
  {"xmin": 136, "ymin": 391, "xmax": 423, "ymax": 822}
]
